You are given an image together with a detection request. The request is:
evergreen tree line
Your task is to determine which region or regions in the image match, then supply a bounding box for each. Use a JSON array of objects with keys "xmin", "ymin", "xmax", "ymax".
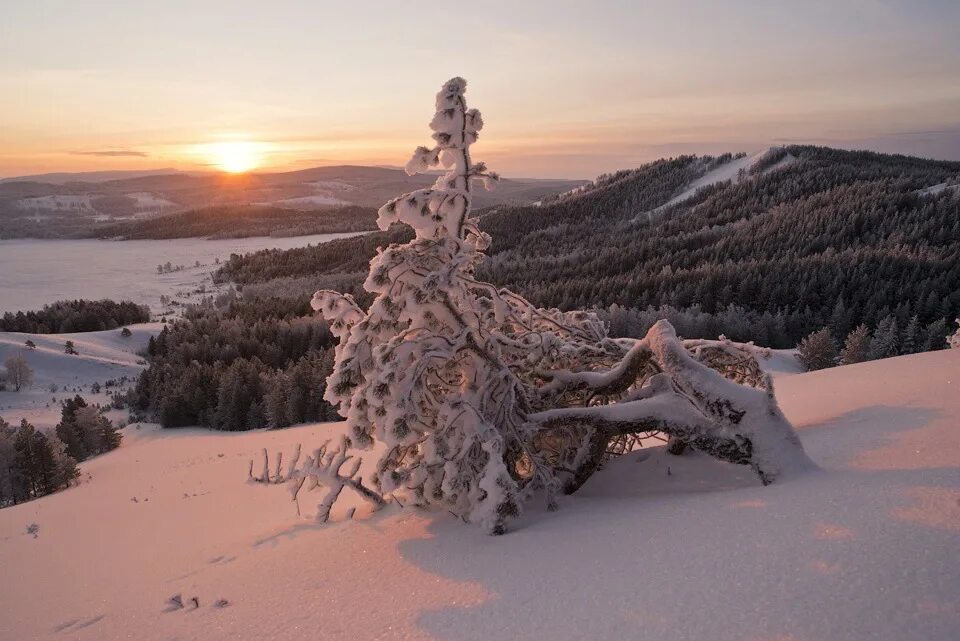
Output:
[
  {"xmin": 133, "ymin": 296, "xmax": 340, "ymax": 430},
  {"xmin": 0, "ymin": 299, "xmax": 150, "ymax": 333},
  {"xmin": 475, "ymin": 146, "xmax": 960, "ymax": 342},
  {"xmin": 95, "ymin": 204, "xmax": 378, "ymax": 240},
  {"xmin": 597, "ymin": 298, "xmax": 952, "ymax": 352},
  {"xmin": 796, "ymin": 312, "xmax": 951, "ymax": 371},
  {"xmin": 0, "ymin": 396, "xmax": 120, "ymax": 508},
  {"xmin": 211, "ymin": 146, "xmax": 959, "ymax": 350}
]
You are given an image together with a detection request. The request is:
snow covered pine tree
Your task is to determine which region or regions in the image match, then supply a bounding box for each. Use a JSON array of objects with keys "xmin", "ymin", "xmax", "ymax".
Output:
[{"xmin": 297, "ymin": 78, "xmax": 813, "ymax": 534}]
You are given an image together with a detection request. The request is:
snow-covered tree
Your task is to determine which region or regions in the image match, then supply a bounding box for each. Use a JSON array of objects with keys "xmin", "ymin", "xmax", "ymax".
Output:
[
  {"xmin": 796, "ymin": 328, "xmax": 837, "ymax": 371},
  {"xmin": 55, "ymin": 396, "xmax": 121, "ymax": 461},
  {"xmin": 868, "ymin": 315, "xmax": 899, "ymax": 360},
  {"xmin": 307, "ymin": 78, "xmax": 813, "ymax": 534},
  {"xmin": 4, "ymin": 352, "xmax": 33, "ymax": 392},
  {"xmin": 901, "ymin": 315, "xmax": 921, "ymax": 354},
  {"xmin": 839, "ymin": 325, "xmax": 871, "ymax": 365}
]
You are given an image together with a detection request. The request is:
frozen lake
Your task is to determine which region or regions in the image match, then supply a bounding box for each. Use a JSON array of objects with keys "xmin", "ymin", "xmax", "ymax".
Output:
[{"xmin": 0, "ymin": 233, "xmax": 362, "ymax": 315}]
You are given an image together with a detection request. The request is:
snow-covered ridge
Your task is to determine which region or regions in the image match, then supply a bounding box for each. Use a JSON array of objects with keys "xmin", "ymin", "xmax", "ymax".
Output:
[
  {"xmin": 1, "ymin": 348, "xmax": 957, "ymax": 640},
  {"xmin": 257, "ymin": 194, "xmax": 349, "ymax": 209},
  {"xmin": 14, "ymin": 192, "xmax": 177, "ymax": 216},
  {"xmin": 655, "ymin": 147, "xmax": 797, "ymax": 213},
  {"xmin": 0, "ymin": 323, "xmax": 162, "ymax": 429},
  {"xmin": 15, "ymin": 195, "xmax": 95, "ymax": 211},
  {"xmin": 915, "ymin": 180, "xmax": 960, "ymax": 198}
]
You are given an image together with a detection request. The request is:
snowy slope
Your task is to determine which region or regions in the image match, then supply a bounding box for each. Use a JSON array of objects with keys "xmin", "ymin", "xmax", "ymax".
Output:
[
  {"xmin": 915, "ymin": 181, "xmax": 960, "ymax": 197},
  {"xmin": 0, "ymin": 323, "xmax": 161, "ymax": 428},
  {"xmin": 0, "ymin": 349, "xmax": 958, "ymax": 641},
  {"xmin": 658, "ymin": 148, "xmax": 798, "ymax": 210},
  {"xmin": 630, "ymin": 149, "xmax": 797, "ymax": 225}
]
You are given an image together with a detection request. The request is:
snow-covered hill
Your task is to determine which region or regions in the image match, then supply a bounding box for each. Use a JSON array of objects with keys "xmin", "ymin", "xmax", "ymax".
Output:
[
  {"xmin": 0, "ymin": 349, "xmax": 957, "ymax": 640},
  {"xmin": 0, "ymin": 323, "xmax": 161, "ymax": 428}
]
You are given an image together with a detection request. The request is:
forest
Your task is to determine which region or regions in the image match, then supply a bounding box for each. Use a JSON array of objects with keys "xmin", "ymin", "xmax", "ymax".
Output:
[
  {"xmin": 132, "ymin": 296, "xmax": 340, "ymax": 429},
  {"xmin": 214, "ymin": 146, "xmax": 960, "ymax": 348},
  {"xmin": 0, "ymin": 397, "xmax": 121, "ymax": 507},
  {"xmin": 0, "ymin": 299, "xmax": 150, "ymax": 333},
  {"xmin": 94, "ymin": 204, "xmax": 378, "ymax": 240},
  {"xmin": 133, "ymin": 145, "xmax": 960, "ymax": 432}
]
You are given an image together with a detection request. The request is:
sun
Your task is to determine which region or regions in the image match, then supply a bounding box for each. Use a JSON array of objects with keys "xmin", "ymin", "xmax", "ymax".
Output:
[{"xmin": 207, "ymin": 141, "xmax": 263, "ymax": 174}]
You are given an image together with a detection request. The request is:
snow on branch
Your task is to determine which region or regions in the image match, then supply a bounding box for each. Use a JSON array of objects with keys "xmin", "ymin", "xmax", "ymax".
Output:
[
  {"xmin": 289, "ymin": 78, "xmax": 815, "ymax": 534},
  {"xmin": 253, "ymin": 439, "xmax": 386, "ymax": 522}
]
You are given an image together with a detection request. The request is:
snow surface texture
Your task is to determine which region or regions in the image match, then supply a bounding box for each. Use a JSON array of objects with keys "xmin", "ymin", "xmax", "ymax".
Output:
[
  {"xmin": 0, "ymin": 233, "xmax": 362, "ymax": 315},
  {"xmin": 1, "ymin": 349, "xmax": 957, "ymax": 640},
  {"xmin": 0, "ymin": 323, "xmax": 161, "ymax": 429}
]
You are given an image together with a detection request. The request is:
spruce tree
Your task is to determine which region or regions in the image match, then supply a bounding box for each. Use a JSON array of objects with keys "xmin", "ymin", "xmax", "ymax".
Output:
[
  {"xmin": 0, "ymin": 417, "xmax": 16, "ymax": 506},
  {"xmin": 55, "ymin": 395, "xmax": 90, "ymax": 461},
  {"xmin": 923, "ymin": 318, "xmax": 948, "ymax": 351},
  {"xmin": 901, "ymin": 316, "xmax": 921, "ymax": 354},
  {"xmin": 839, "ymin": 325, "xmax": 872, "ymax": 365},
  {"xmin": 309, "ymin": 78, "xmax": 812, "ymax": 533},
  {"xmin": 828, "ymin": 298, "xmax": 851, "ymax": 341},
  {"xmin": 868, "ymin": 315, "xmax": 900, "ymax": 360},
  {"xmin": 796, "ymin": 328, "xmax": 838, "ymax": 371}
]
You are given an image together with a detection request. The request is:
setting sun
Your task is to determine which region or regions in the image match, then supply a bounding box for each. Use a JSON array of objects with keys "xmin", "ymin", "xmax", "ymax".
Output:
[{"xmin": 205, "ymin": 140, "xmax": 264, "ymax": 174}]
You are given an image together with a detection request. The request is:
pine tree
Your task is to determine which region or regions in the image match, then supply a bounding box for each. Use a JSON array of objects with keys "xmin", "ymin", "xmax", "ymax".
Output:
[
  {"xmin": 12, "ymin": 420, "xmax": 74, "ymax": 499},
  {"xmin": 309, "ymin": 78, "xmax": 812, "ymax": 533},
  {"xmin": 214, "ymin": 359, "xmax": 263, "ymax": 431},
  {"xmin": 264, "ymin": 372, "xmax": 291, "ymax": 429},
  {"xmin": 868, "ymin": 315, "xmax": 899, "ymax": 360},
  {"xmin": 46, "ymin": 434, "xmax": 79, "ymax": 490},
  {"xmin": 0, "ymin": 417, "xmax": 17, "ymax": 506},
  {"xmin": 55, "ymin": 398, "xmax": 121, "ymax": 460},
  {"xmin": 246, "ymin": 400, "xmax": 267, "ymax": 430},
  {"xmin": 828, "ymin": 298, "xmax": 851, "ymax": 341},
  {"xmin": 923, "ymin": 318, "xmax": 948, "ymax": 351},
  {"xmin": 796, "ymin": 328, "xmax": 838, "ymax": 371},
  {"xmin": 901, "ymin": 315, "xmax": 921, "ymax": 354},
  {"xmin": 55, "ymin": 395, "xmax": 90, "ymax": 461},
  {"xmin": 839, "ymin": 325, "xmax": 872, "ymax": 365}
]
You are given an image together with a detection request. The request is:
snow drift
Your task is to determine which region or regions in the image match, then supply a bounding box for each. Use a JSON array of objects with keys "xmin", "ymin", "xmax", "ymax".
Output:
[{"xmin": 0, "ymin": 348, "xmax": 957, "ymax": 640}]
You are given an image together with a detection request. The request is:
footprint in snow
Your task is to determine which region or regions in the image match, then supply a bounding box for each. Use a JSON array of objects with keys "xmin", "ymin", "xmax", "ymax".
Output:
[{"xmin": 54, "ymin": 614, "xmax": 104, "ymax": 633}]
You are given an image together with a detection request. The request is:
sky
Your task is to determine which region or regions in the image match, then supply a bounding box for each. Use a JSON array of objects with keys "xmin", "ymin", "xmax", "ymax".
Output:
[{"xmin": 1, "ymin": 0, "xmax": 959, "ymax": 179}]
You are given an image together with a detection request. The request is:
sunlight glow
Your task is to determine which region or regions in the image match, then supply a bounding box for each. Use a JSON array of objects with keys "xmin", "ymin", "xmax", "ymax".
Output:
[{"xmin": 205, "ymin": 141, "xmax": 265, "ymax": 174}]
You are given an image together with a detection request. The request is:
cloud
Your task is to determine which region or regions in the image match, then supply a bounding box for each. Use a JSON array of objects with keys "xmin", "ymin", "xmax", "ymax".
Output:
[{"xmin": 70, "ymin": 149, "xmax": 149, "ymax": 157}]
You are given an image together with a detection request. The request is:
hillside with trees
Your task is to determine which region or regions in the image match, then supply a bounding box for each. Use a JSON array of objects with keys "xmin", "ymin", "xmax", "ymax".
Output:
[
  {"xmin": 132, "ymin": 296, "xmax": 339, "ymax": 429},
  {"xmin": 0, "ymin": 397, "xmax": 121, "ymax": 508},
  {"xmin": 214, "ymin": 146, "xmax": 960, "ymax": 351},
  {"xmin": 0, "ymin": 299, "xmax": 150, "ymax": 333},
  {"xmin": 95, "ymin": 204, "xmax": 378, "ymax": 240}
]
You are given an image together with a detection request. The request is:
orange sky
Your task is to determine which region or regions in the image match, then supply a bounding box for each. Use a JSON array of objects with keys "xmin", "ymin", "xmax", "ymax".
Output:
[{"xmin": 2, "ymin": 1, "xmax": 959, "ymax": 179}]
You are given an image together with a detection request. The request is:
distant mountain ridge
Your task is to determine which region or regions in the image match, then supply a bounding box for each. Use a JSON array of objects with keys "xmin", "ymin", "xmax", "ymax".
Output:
[
  {"xmin": 0, "ymin": 168, "xmax": 195, "ymax": 184},
  {"xmin": 0, "ymin": 165, "xmax": 585, "ymax": 238}
]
